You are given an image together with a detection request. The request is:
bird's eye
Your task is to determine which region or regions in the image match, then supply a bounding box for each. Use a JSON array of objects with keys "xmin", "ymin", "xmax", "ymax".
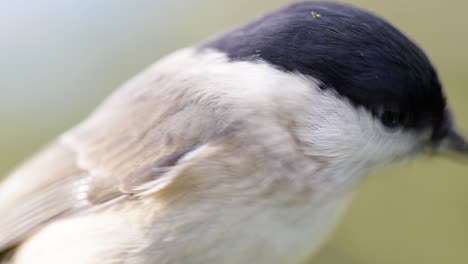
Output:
[{"xmin": 379, "ymin": 110, "xmax": 408, "ymax": 129}]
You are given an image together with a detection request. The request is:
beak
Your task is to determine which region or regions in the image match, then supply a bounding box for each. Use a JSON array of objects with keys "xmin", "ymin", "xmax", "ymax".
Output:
[{"xmin": 436, "ymin": 128, "xmax": 468, "ymax": 160}]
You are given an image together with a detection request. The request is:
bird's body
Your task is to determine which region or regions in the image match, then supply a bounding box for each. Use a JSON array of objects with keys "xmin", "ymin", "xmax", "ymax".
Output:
[
  {"xmin": 2, "ymin": 48, "xmax": 357, "ymax": 264},
  {"xmin": 1, "ymin": 2, "xmax": 466, "ymax": 264}
]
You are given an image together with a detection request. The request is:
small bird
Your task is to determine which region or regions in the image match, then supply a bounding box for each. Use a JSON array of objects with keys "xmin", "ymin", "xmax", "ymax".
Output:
[{"xmin": 0, "ymin": 2, "xmax": 467, "ymax": 264}]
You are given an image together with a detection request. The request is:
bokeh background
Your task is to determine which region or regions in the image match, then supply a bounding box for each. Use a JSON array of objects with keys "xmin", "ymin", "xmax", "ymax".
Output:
[{"xmin": 0, "ymin": 1, "xmax": 467, "ymax": 263}]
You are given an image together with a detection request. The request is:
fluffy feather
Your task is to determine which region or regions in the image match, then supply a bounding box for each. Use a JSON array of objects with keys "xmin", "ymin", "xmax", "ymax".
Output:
[{"xmin": 1, "ymin": 47, "xmax": 428, "ymax": 263}]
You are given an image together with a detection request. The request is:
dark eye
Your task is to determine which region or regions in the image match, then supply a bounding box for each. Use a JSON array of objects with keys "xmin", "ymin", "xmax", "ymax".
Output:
[{"xmin": 379, "ymin": 110, "xmax": 409, "ymax": 129}]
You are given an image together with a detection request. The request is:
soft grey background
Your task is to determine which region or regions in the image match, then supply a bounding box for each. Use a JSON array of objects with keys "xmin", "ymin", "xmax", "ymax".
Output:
[{"xmin": 1, "ymin": 1, "xmax": 467, "ymax": 263}]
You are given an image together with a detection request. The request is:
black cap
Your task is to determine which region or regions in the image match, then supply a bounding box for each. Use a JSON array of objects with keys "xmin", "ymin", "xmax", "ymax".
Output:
[{"xmin": 202, "ymin": 1, "xmax": 448, "ymax": 136}]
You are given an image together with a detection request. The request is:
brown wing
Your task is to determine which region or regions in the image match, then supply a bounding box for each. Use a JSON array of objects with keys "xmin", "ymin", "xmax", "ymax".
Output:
[{"xmin": 0, "ymin": 49, "xmax": 236, "ymax": 252}]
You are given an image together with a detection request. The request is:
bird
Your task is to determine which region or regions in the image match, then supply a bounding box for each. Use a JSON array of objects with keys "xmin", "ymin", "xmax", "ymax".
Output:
[{"xmin": 0, "ymin": 1, "xmax": 467, "ymax": 264}]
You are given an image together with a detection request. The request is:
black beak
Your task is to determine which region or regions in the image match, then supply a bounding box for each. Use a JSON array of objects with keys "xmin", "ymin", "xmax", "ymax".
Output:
[
  {"xmin": 436, "ymin": 128, "xmax": 468, "ymax": 159},
  {"xmin": 430, "ymin": 108, "xmax": 468, "ymax": 160},
  {"xmin": 444, "ymin": 129, "xmax": 468, "ymax": 154}
]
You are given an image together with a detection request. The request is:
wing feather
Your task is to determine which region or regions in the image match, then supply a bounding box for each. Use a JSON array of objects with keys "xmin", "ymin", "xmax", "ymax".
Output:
[
  {"xmin": 0, "ymin": 50, "xmax": 232, "ymax": 252},
  {"xmin": 0, "ymin": 142, "xmax": 85, "ymax": 250}
]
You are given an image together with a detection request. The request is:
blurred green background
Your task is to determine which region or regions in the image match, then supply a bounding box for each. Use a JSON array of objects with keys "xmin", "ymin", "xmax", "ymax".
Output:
[{"xmin": 0, "ymin": 1, "xmax": 467, "ymax": 263}]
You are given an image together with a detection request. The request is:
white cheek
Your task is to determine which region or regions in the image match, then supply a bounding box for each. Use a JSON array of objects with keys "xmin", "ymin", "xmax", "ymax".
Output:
[
  {"xmin": 363, "ymin": 125, "xmax": 422, "ymax": 164},
  {"xmin": 296, "ymin": 88, "xmax": 424, "ymax": 166},
  {"xmin": 370, "ymin": 122, "xmax": 431, "ymax": 163}
]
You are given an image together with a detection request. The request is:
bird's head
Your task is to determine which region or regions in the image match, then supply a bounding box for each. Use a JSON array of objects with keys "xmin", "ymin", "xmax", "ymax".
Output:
[{"xmin": 202, "ymin": 1, "xmax": 467, "ymax": 171}]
